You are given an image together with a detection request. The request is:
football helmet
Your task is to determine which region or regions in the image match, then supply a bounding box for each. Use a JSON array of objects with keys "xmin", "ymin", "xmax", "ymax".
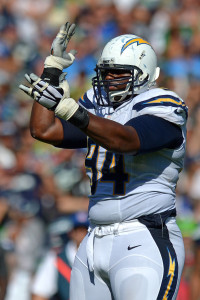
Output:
[{"xmin": 92, "ymin": 34, "xmax": 160, "ymax": 106}]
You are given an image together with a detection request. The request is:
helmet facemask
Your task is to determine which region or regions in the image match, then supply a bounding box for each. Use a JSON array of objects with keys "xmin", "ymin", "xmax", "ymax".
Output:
[{"xmin": 92, "ymin": 64, "xmax": 149, "ymax": 107}]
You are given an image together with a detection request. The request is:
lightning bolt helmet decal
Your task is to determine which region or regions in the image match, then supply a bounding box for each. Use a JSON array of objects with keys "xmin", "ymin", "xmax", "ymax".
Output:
[{"xmin": 121, "ymin": 38, "xmax": 151, "ymax": 54}]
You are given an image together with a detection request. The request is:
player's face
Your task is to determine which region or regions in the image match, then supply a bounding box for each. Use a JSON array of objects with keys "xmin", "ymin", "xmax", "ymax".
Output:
[{"xmin": 104, "ymin": 69, "xmax": 131, "ymax": 91}]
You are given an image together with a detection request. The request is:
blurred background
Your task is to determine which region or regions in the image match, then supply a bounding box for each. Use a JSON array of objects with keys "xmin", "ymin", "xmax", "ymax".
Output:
[{"xmin": 0, "ymin": 0, "xmax": 200, "ymax": 299}]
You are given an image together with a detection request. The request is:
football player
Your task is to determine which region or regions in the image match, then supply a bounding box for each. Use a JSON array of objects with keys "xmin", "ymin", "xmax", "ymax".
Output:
[{"xmin": 19, "ymin": 22, "xmax": 187, "ymax": 300}]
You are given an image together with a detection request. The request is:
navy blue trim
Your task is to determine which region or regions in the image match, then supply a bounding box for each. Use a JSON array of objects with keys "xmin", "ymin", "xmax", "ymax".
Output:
[
  {"xmin": 139, "ymin": 209, "xmax": 179, "ymax": 300},
  {"xmin": 125, "ymin": 115, "xmax": 183, "ymax": 153},
  {"xmin": 138, "ymin": 209, "xmax": 176, "ymax": 229},
  {"xmin": 133, "ymin": 95, "xmax": 188, "ymax": 118},
  {"xmin": 78, "ymin": 93, "xmax": 96, "ymax": 110},
  {"xmin": 146, "ymin": 225, "xmax": 178, "ymax": 300},
  {"xmin": 55, "ymin": 117, "xmax": 87, "ymax": 149}
]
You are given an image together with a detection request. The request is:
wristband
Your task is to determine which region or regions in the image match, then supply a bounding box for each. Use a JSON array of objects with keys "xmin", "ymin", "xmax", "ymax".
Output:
[
  {"xmin": 44, "ymin": 54, "xmax": 75, "ymax": 71},
  {"xmin": 55, "ymin": 96, "xmax": 90, "ymax": 129},
  {"xmin": 68, "ymin": 106, "xmax": 90, "ymax": 129},
  {"xmin": 41, "ymin": 68, "xmax": 62, "ymax": 86}
]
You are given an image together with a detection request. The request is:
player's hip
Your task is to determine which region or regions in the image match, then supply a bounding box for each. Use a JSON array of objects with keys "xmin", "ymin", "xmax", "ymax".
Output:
[
  {"xmin": 78, "ymin": 210, "xmax": 184, "ymax": 269},
  {"xmin": 74, "ymin": 215, "xmax": 184, "ymax": 299}
]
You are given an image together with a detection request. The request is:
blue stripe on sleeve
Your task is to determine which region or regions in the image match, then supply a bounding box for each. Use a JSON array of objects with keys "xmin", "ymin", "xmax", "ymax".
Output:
[
  {"xmin": 55, "ymin": 118, "xmax": 87, "ymax": 149},
  {"xmin": 78, "ymin": 93, "xmax": 96, "ymax": 110},
  {"xmin": 133, "ymin": 95, "xmax": 188, "ymax": 118},
  {"xmin": 125, "ymin": 115, "xmax": 183, "ymax": 154}
]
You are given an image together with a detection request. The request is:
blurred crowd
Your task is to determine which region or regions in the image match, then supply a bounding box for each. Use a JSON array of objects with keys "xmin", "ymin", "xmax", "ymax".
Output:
[{"xmin": 1, "ymin": 0, "xmax": 200, "ymax": 299}]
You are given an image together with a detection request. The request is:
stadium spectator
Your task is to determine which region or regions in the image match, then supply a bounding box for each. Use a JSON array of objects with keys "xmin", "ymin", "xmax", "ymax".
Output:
[{"xmin": 31, "ymin": 212, "xmax": 89, "ymax": 300}]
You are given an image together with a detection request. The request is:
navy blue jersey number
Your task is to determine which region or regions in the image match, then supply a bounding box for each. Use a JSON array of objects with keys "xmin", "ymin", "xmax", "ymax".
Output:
[{"xmin": 85, "ymin": 139, "xmax": 129, "ymax": 195}]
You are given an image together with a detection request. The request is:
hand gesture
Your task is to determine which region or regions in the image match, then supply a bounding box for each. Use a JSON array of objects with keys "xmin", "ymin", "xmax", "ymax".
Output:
[
  {"xmin": 44, "ymin": 22, "xmax": 77, "ymax": 71},
  {"xmin": 19, "ymin": 73, "xmax": 69, "ymax": 111},
  {"xmin": 51, "ymin": 22, "xmax": 76, "ymax": 58}
]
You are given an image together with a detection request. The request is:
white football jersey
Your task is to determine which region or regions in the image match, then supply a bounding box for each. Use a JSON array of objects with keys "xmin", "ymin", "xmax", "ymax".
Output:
[{"xmin": 78, "ymin": 87, "xmax": 187, "ymax": 225}]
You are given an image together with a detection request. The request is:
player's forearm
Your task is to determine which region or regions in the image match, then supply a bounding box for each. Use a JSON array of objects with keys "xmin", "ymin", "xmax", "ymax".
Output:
[
  {"xmin": 29, "ymin": 93, "xmax": 140, "ymax": 152},
  {"xmin": 83, "ymin": 112, "xmax": 140, "ymax": 154},
  {"xmin": 30, "ymin": 102, "xmax": 63, "ymax": 145}
]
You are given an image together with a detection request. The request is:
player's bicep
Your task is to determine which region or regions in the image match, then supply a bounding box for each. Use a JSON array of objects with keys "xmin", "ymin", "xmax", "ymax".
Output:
[{"xmin": 125, "ymin": 115, "xmax": 183, "ymax": 154}]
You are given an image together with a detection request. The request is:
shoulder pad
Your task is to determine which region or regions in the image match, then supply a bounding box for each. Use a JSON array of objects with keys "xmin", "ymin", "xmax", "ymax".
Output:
[{"xmin": 132, "ymin": 88, "xmax": 188, "ymax": 126}]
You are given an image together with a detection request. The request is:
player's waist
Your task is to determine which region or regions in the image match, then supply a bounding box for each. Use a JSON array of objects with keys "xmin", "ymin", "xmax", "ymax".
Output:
[
  {"xmin": 89, "ymin": 219, "xmax": 144, "ymax": 237},
  {"xmin": 89, "ymin": 183, "xmax": 176, "ymax": 201},
  {"xmin": 89, "ymin": 208, "xmax": 176, "ymax": 236}
]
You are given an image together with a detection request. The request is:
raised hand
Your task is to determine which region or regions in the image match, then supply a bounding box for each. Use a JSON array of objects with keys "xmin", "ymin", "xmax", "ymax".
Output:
[
  {"xmin": 44, "ymin": 21, "xmax": 77, "ymax": 71},
  {"xmin": 51, "ymin": 22, "xmax": 76, "ymax": 58}
]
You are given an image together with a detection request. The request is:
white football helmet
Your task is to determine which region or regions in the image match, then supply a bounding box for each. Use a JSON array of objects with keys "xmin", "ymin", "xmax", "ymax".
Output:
[{"xmin": 92, "ymin": 34, "xmax": 160, "ymax": 106}]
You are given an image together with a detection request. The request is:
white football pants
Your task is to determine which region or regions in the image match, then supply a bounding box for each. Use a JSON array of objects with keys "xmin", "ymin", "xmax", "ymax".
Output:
[{"xmin": 70, "ymin": 217, "xmax": 185, "ymax": 300}]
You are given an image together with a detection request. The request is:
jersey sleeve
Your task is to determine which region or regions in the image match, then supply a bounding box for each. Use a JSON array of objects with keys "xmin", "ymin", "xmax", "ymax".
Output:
[
  {"xmin": 132, "ymin": 91, "xmax": 188, "ymax": 127},
  {"xmin": 78, "ymin": 89, "xmax": 97, "ymax": 114},
  {"xmin": 125, "ymin": 115, "xmax": 183, "ymax": 154},
  {"xmin": 56, "ymin": 117, "xmax": 87, "ymax": 149}
]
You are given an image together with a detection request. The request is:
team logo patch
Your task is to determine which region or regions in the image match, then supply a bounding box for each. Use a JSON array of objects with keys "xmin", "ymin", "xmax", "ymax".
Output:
[{"xmin": 121, "ymin": 38, "xmax": 150, "ymax": 54}]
